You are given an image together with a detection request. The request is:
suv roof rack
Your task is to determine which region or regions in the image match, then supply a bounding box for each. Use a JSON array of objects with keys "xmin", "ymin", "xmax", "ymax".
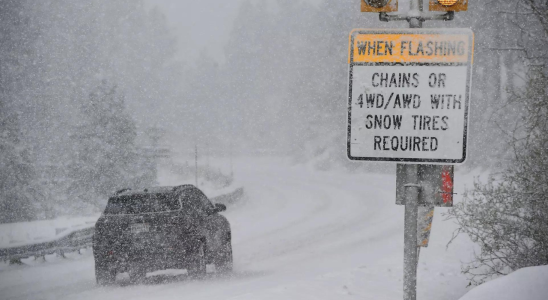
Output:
[
  {"xmin": 172, "ymin": 184, "xmax": 195, "ymax": 192},
  {"xmin": 115, "ymin": 188, "xmax": 131, "ymax": 195}
]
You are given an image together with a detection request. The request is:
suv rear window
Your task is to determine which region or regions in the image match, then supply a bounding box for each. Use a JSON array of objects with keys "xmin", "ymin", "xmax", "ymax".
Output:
[{"xmin": 104, "ymin": 193, "xmax": 180, "ymax": 215}]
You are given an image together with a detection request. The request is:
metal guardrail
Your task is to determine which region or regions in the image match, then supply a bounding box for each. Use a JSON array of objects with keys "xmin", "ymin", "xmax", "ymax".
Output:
[
  {"xmin": 1, "ymin": 188, "xmax": 244, "ymax": 263},
  {"xmin": 0, "ymin": 226, "xmax": 94, "ymax": 262}
]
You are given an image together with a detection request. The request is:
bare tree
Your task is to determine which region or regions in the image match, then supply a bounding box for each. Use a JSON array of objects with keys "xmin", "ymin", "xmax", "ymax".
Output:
[
  {"xmin": 448, "ymin": 65, "xmax": 548, "ymax": 286},
  {"xmin": 446, "ymin": 1, "xmax": 548, "ymax": 286}
]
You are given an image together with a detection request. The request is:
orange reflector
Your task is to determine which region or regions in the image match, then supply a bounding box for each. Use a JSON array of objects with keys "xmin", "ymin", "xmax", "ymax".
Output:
[{"xmin": 438, "ymin": 0, "xmax": 458, "ymax": 5}]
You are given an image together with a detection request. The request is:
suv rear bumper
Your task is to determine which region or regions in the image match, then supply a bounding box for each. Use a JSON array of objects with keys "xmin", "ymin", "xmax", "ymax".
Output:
[{"xmin": 93, "ymin": 236, "xmax": 203, "ymax": 273}]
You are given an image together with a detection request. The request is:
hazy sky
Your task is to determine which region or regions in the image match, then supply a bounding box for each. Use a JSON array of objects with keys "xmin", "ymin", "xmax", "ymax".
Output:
[{"xmin": 145, "ymin": 0, "xmax": 322, "ymax": 64}]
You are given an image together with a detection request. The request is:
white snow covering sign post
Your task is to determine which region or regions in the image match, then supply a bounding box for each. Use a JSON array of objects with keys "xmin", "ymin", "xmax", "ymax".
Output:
[{"xmin": 347, "ymin": 28, "xmax": 474, "ymax": 163}]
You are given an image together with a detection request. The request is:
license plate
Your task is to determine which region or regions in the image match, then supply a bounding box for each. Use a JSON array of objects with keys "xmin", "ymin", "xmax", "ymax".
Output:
[{"xmin": 130, "ymin": 223, "xmax": 150, "ymax": 234}]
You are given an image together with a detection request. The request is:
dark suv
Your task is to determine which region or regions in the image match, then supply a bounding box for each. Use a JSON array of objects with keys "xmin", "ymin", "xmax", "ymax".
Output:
[{"xmin": 92, "ymin": 185, "xmax": 232, "ymax": 285}]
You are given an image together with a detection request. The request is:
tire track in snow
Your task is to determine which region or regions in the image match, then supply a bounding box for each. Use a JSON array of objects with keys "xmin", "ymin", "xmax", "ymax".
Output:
[{"xmin": 228, "ymin": 164, "xmax": 400, "ymax": 272}]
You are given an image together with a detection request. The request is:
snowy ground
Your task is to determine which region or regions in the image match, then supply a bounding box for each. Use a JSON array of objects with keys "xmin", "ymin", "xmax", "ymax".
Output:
[
  {"xmin": 0, "ymin": 157, "xmax": 483, "ymax": 300},
  {"xmin": 458, "ymin": 265, "xmax": 548, "ymax": 300}
]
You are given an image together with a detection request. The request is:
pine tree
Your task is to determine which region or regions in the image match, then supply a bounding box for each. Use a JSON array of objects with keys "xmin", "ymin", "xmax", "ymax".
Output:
[
  {"xmin": 0, "ymin": 0, "xmax": 37, "ymax": 223},
  {"xmin": 68, "ymin": 80, "xmax": 155, "ymax": 210},
  {"xmin": 0, "ymin": 103, "xmax": 35, "ymax": 223}
]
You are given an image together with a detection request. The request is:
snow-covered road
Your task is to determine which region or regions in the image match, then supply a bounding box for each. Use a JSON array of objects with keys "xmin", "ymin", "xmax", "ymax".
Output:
[{"xmin": 0, "ymin": 158, "xmax": 477, "ymax": 300}]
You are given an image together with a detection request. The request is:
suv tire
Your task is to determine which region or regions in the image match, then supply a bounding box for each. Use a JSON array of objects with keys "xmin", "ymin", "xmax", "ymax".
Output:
[
  {"xmin": 129, "ymin": 264, "xmax": 147, "ymax": 284},
  {"xmin": 188, "ymin": 240, "xmax": 206, "ymax": 279},
  {"xmin": 95, "ymin": 261, "xmax": 116, "ymax": 285},
  {"xmin": 216, "ymin": 240, "xmax": 233, "ymax": 273}
]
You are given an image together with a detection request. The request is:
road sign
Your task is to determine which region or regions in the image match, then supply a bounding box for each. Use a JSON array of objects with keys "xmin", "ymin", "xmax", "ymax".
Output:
[
  {"xmin": 395, "ymin": 164, "xmax": 454, "ymax": 206},
  {"xmin": 347, "ymin": 28, "xmax": 474, "ymax": 163}
]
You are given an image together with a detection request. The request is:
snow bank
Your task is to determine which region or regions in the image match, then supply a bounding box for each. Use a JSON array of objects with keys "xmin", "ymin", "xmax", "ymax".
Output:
[{"xmin": 459, "ymin": 266, "xmax": 548, "ymax": 300}]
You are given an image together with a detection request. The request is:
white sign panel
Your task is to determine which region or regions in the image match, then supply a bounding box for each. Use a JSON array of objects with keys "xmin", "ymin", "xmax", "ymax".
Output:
[{"xmin": 347, "ymin": 29, "xmax": 474, "ymax": 164}]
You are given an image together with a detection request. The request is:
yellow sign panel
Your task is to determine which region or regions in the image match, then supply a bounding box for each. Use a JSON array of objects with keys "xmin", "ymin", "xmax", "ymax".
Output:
[{"xmin": 349, "ymin": 30, "xmax": 473, "ymax": 64}]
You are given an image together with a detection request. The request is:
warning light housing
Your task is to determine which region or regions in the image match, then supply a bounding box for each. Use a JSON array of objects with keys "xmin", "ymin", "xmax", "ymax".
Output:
[
  {"xmin": 429, "ymin": 0, "xmax": 468, "ymax": 11},
  {"xmin": 361, "ymin": 0, "xmax": 398, "ymax": 12},
  {"xmin": 438, "ymin": 0, "xmax": 458, "ymax": 5}
]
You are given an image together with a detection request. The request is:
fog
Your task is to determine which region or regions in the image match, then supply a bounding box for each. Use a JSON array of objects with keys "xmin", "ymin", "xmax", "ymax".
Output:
[
  {"xmin": 0, "ymin": 0, "xmax": 528, "ymax": 221},
  {"xmin": 2, "ymin": 1, "xmax": 548, "ymax": 299},
  {"xmin": 144, "ymin": 0, "xmax": 324, "ymax": 63}
]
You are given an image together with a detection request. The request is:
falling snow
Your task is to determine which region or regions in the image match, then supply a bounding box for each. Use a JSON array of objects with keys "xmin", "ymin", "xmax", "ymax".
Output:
[{"xmin": 1, "ymin": 0, "xmax": 547, "ymax": 299}]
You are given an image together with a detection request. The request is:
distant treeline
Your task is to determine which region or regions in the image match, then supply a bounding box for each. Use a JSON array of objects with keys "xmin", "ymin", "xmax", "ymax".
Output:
[
  {"xmin": 0, "ymin": 0, "xmax": 183, "ymax": 223},
  {"xmin": 188, "ymin": 0, "xmax": 527, "ymax": 169},
  {"xmin": 0, "ymin": 0, "xmax": 542, "ymax": 223}
]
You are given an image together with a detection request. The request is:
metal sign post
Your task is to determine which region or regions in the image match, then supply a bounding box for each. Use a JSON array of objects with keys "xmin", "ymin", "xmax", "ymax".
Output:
[
  {"xmin": 402, "ymin": 164, "xmax": 420, "ymax": 300},
  {"xmin": 404, "ymin": 4, "xmax": 421, "ymax": 298},
  {"xmin": 350, "ymin": 1, "xmax": 474, "ymax": 300}
]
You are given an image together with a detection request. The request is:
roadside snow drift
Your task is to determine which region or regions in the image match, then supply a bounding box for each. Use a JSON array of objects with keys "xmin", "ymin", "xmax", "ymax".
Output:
[{"xmin": 459, "ymin": 266, "xmax": 548, "ymax": 300}]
